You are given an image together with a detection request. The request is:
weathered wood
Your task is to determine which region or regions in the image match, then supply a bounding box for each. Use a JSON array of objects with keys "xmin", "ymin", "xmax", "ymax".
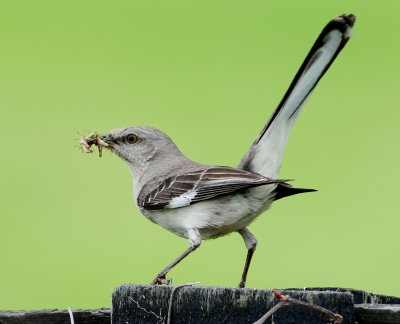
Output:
[
  {"xmin": 292, "ymin": 287, "xmax": 400, "ymax": 304},
  {"xmin": 0, "ymin": 308, "xmax": 110, "ymax": 324},
  {"xmin": 1, "ymin": 287, "xmax": 399, "ymax": 323},
  {"xmin": 112, "ymin": 284, "xmax": 355, "ymax": 324},
  {"xmin": 354, "ymin": 304, "xmax": 400, "ymax": 324}
]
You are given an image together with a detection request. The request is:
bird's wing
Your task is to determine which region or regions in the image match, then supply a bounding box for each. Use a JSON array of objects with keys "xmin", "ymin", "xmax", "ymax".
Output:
[
  {"xmin": 138, "ymin": 167, "xmax": 283, "ymax": 210},
  {"xmin": 239, "ymin": 14, "xmax": 355, "ymax": 178}
]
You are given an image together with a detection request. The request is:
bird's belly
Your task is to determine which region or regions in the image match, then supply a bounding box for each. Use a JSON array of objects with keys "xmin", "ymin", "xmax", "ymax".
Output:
[{"xmin": 141, "ymin": 188, "xmax": 275, "ymax": 240}]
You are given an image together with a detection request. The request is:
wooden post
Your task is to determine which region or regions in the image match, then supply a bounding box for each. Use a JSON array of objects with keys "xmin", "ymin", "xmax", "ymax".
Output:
[{"xmin": 112, "ymin": 284, "xmax": 355, "ymax": 323}]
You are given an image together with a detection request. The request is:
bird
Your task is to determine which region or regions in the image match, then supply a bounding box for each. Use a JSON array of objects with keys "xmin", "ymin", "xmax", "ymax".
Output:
[{"xmin": 92, "ymin": 14, "xmax": 355, "ymax": 287}]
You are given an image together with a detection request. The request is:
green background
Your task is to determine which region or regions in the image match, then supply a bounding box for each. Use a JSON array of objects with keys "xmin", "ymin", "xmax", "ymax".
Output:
[{"xmin": 1, "ymin": 0, "xmax": 399, "ymax": 310}]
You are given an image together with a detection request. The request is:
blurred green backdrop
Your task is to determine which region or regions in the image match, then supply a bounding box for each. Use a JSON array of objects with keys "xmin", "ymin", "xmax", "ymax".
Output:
[{"xmin": 1, "ymin": 0, "xmax": 399, "ymax": 310}]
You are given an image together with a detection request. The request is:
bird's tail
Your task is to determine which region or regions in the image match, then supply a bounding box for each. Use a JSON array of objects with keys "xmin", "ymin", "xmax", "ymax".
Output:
[{"xmin": 239, "ymin": 14, "xmax": 355, "ymax": 178}]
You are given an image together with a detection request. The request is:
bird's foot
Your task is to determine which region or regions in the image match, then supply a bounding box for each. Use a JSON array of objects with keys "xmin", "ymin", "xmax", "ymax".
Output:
[
  {"xmin": 238, "ymin": 281, "xmax": 246, "ymax": 288},
  {"xmin": 151, "ymin": 275, "xmax": 172, "ymax": 285}
]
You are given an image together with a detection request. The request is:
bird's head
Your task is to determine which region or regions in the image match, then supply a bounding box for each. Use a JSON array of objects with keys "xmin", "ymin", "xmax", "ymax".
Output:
[{"xmin": 99, "ymin": 126, "xmax": 184, "ymax": 169}]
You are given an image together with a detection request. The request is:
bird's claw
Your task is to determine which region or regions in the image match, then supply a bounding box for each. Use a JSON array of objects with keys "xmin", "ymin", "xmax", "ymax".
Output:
[
  {"xmin": 238, "ymin": 281, "xmax": 246, "ymax": 288},
  {"xmin": 151, "ymin": 275, "xmax": 172, "ymax": 285}
]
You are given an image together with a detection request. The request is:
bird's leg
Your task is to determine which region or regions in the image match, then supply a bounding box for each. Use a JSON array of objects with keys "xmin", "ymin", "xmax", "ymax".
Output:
[
  {"xmin": 237, "ymin": 227, "xmax": 258, "ymax": 288},
  {"xmin": 151, "ymin": 228, "xmax": 201, "ymax": 285}
]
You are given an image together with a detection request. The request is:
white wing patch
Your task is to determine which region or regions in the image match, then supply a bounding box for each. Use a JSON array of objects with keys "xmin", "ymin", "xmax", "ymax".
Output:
[
  {"xmin": 139, "ymin": 166, "xmax": 283, "ymax": 210},
  {"xmin": 168, "ymin": 190, "xmax": 197, "ymax": 209}
]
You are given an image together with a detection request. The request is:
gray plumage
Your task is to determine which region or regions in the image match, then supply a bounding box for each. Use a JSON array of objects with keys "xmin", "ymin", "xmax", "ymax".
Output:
[{"xmin": 97, "ymin": 14, "xmax": 355, "ymax": 286}]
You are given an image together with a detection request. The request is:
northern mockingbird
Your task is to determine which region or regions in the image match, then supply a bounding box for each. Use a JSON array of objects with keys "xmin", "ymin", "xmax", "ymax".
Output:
[{"xmin": 87, "ymin": 14, "xmax": 355, "ymax": 287}]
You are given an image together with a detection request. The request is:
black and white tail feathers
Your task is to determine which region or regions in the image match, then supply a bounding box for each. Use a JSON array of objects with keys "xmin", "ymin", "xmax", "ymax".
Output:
[{"xmin": 239, "ymin": 14, "xmax": 355, "ymax": 184}]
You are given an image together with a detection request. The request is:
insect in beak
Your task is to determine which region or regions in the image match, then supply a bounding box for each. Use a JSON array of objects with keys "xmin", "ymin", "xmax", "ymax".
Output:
[{"xmin": 80, "ymin": 132, "xmax": 109, "ymax": 157}]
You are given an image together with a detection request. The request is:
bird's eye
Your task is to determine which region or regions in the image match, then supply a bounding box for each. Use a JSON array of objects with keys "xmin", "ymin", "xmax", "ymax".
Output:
[{"xmin": 125, "ymin": 133, "xmax": 138, "ymax": 144}]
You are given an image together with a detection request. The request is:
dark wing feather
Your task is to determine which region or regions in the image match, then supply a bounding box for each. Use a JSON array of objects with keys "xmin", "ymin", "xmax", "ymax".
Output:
[
  {"xmin": 273, "ymin": 182, "xmax": 317, "ymax": 201},
  {"xmin": 139, "ymin": 166, "xmax": 283, "ymax": 210}
]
